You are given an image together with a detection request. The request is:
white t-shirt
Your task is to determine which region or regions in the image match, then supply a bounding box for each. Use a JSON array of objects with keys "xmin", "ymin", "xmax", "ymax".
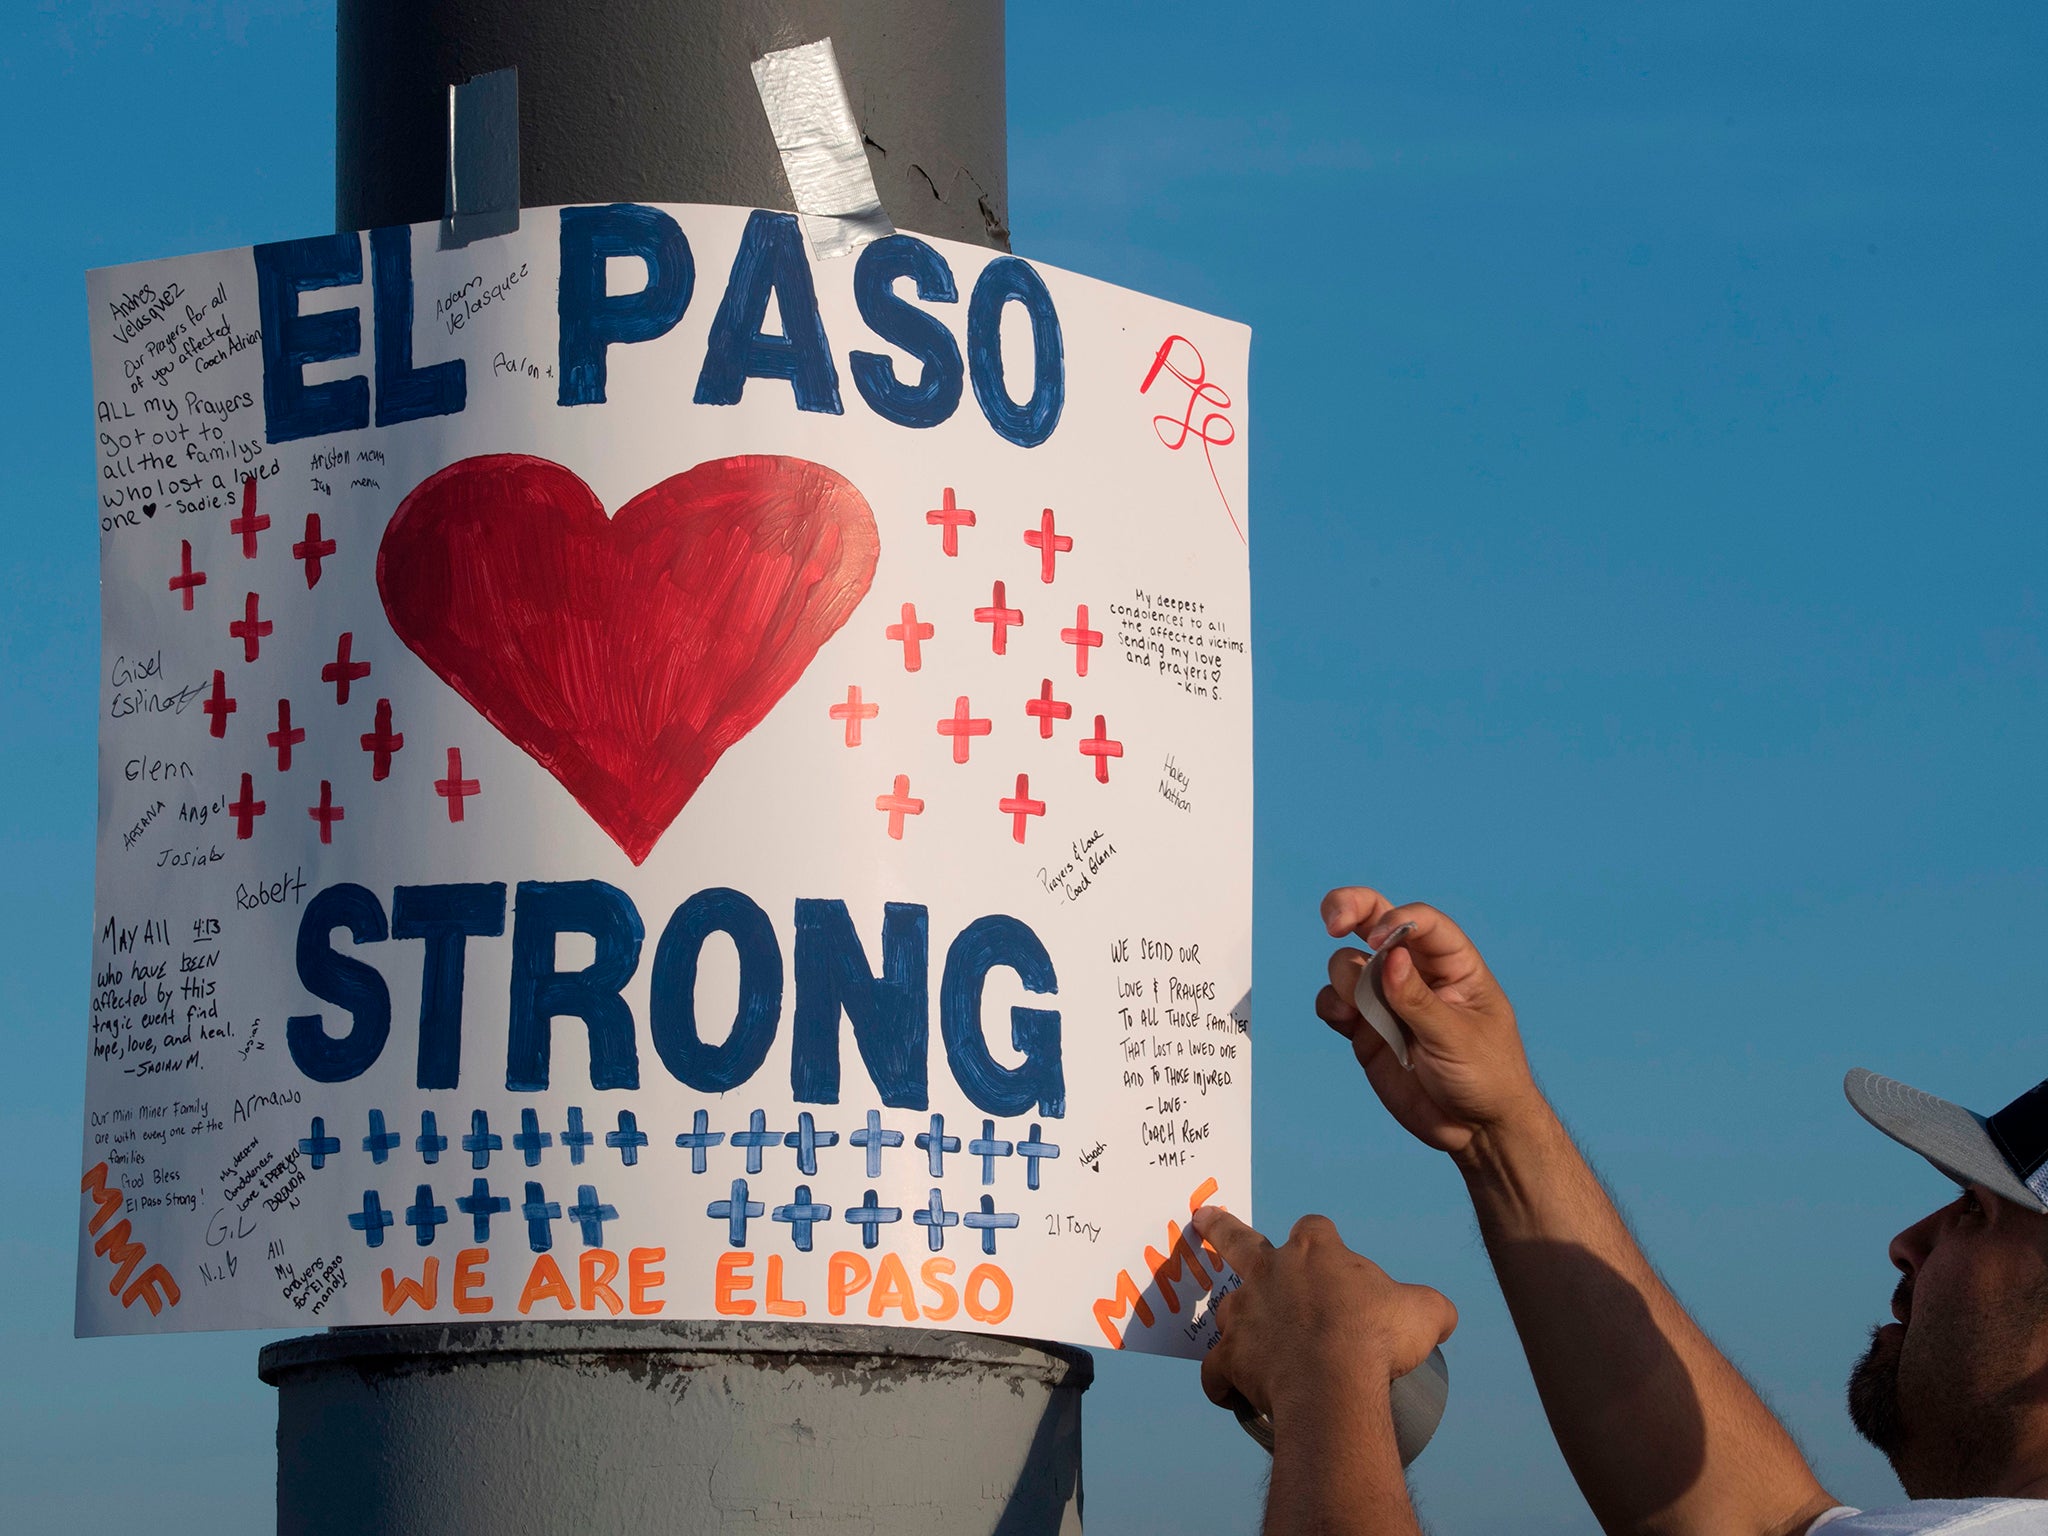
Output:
[{"xmin": 1812, "ymin": 1502, "xmax": 2048, "ymax": 1533}]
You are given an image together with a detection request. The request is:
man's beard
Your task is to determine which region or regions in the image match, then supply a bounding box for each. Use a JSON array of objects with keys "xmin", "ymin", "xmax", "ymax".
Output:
[
  {"xmin": 1847, "ymin": 1323, "xmax": 1906, "ymax": 1460},
  {"xmin": 1846, "ymin": 1275, "xmax": 2031, "ymax": 1496}
]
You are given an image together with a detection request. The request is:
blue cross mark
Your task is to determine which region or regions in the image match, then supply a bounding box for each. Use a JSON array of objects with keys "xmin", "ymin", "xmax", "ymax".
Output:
[
  {"xmin": 405, "ymin": 1184, "xmax": 449, "ymax": 1247},
  {"xmin": 606, "ymin": 1111, "xmax": 650, "ymax": 1167},
  {"xmin": 457, "ymin": 1178, "xmax": 509, "ymax": 1243},
  {"xmin": 963, "ymin": 1195, "xmax": 1021, "ymax": 1255},
  {"xmin": 416, "ymin": 1111, "xmax": 448, "ymax": 1165},
  {"xmin": 522, "ymin": 1181, "xmax": 562, "ymax": 1253},
  {"xmin": 969, "ymin": 1119, "xmax": 1014, "ymax": 1185},
  {"xmin": 783, "ymin": 1111, "xmax": 840, "ymax": 1176},
  {"xmin": 730, "ymin": 1110, "xmax": 783, "ymax": 1175},
  {"xmin": 707, "ymin": 1178, "xmax": 764, "ymax": 1247},
  {"xmin": 298, "ymin": 1117, "xmax": 342, "ymax": 1169},
  {"xmin": 844, "ymin": 1189, "xmax": 903, "ymax": 1250},
  {"xmin": 913, "ymin": 1188, "xmax": 960, "ymax": 1252},
  {"xmin": 568, "ymin": 1184, "xmax": 619, "ymax": 1247},
  {"xmin": 772, "ymin": 1185, "xmax": 833, "ymax": 1251},
  {"xmin": 561, "ymin": 1107, "xmax": 594, "ymax": 1165},
  {"xmin": 1017, "ymin": 1124, "xmax": 1062, "ymax": 1190},
  {"xmin": 916, "ymin": 1114, "xmax": 961, "ymax": 1177},
  {"xmin": 362, "ymin": 1109, "xmax": 401, "ymax": 1164},
  {"xmin": 463, "ymin": 1110, "xmax": 502, "ymax": 1170},
  {"xmin": 849, "ymin": 1109, "xmax": 903, "ymax": 1178},
  {"xmin": 675, "ymin": 1110, "xmax": 725, "ymax": 1174},
  {"xmin": 514, "ymin": 1108, "xmax": 554, "ymax": 1166},
  {"xmin": 348, "ymin": 1189, "xmax": 394, "ymax": 1248}
]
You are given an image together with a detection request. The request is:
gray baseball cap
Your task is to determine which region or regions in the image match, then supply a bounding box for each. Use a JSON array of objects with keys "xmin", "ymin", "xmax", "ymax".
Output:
[{"xmin": 1845, "ymin": 1068, "xmax": 2048, "ymax": 1214}]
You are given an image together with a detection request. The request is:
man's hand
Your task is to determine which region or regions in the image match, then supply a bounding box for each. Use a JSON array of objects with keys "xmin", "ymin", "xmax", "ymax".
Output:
[
  {"xmin": 1191, "ymin": 1206, "xmax": 1457, "ymax": 1424},
  {"xmin": 1314, "ymin": 885, "xmax": 1544, "ymax": 1162}
]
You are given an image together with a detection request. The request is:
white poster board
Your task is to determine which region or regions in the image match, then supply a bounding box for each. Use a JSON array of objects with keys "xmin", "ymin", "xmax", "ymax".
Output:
[{"xmin": 80, "ymin": 204, "xmax": 1250, "ymax": 1355}]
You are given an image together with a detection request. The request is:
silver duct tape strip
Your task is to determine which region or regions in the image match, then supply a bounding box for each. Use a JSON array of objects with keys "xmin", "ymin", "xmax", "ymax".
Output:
[
  {"xmin": 443, "ymin": 66, "xmax": 520, "ymax": 248},
  {"xmin": 751, "ymin": 38, "xmax": 893, "ymax": 260}
]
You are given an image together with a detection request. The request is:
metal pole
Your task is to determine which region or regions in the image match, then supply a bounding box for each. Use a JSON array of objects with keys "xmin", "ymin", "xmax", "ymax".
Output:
[
  {"xmin": 260, "ymin": 1322, "xmax": 1090, "ymax": 1533},
  {"xmin": 265, "ymin": 7, "xmax": 1083, "ymax": 1534},
  {"xmin": 335, "ymin": 0, "xmax": 1010, "ymax": 248}
]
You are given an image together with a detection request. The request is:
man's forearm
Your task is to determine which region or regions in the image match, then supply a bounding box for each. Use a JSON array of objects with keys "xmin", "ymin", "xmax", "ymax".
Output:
[
  {"xmin": 1457, "ymin": 1103, "xmax": 1834, "ymax": 1536},
  {"xmin": 1264, "ymin": 1379, "xmax": 1424, "ymax": 1536}
]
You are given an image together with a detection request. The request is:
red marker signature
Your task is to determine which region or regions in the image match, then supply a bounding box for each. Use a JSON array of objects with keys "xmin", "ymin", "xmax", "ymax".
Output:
[{"xmin": 1140, "ymin": 335, "xmax": 1242, "ymax": 543}]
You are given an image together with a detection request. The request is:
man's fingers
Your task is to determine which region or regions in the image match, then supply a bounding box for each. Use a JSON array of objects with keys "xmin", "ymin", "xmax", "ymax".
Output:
[
  {"xmin": 1200, "ymin": 1343, "xmax": 1241, "ymax": 1408},
  {"xmin": 1377, "ymin": 944, "xmax": 1464, "ymax": 1046},
  {"xmin": 1322, "ymin": 950, "xmax": 1367, "ymax": 1026},
  {"xmin": 1405, "ymin": 1282, "xmax": 1460, "ymax": 1347},
  {"xmin": 1190, "ymin": 1206, "xmax": 1273, "ymax": 1274},
  {"xmin": 1315, "ymin": 984, "xmax": 1364, "ymax": 1041},
  {"xmin": 1321, "ymin": 886, "xmax": 1394, "ymax": 938}
]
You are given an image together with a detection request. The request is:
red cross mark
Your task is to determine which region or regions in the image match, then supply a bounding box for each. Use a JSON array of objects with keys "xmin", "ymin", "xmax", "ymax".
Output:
[
  {"xmin": 1025, "ymin": 678, "xmax": 1072, "ymax": 738},
  {"xmin": 1080, "ymin": 715, "xmax": 1125, "ymax": 783},
  {"xmin": 360, "ymin": 698, "xmax": 404, "ymax": 781},
  {"xmin": 231, "ymin": 474, "xmax": 268, "ymax": 558},
  {"xmin": 293, "ymin": 512, "xmax": 336, "ymax": 589},
  {"xmin": 875, "ymin": 774, "xmax": 925, "ymax": 840},
  {"xmin": 228, "ymin": 772, "xmax": 265, "ymax": 840},
  {"xmin": 308, "ymin": 779, "xmax": 344, "ymax": 844},
  {"xmin": 829, "ymin": 685, "xmax": 880, "ymax": 746},
  {"xmin": 267, "ymin": 699, "xmax": 305, "ymax": 771},
  {"xmin": 168, "ymin": 541, "xmax": 207, "ymax": 610},
  {"xmin": 435, "ymin": 748, "xmax": 480, "ymax": 821},
  {"xmin": 926, "ymin": 487, "xmax": 976, "ymax": 556},
  {"xmin": 975, "ymin": 582, "xmax": 1023, "ymax": 655},
  {"xmin": 1023, "ymin": 509, "xmax": 1073, "ymax": 583},
  {"xmin": 936, "ymin": 696, "xmax": 993, "ymax": 764},
  {"xmin": 1000, "ymin": 774, "xmax": 1046, "ymax": 844},
  {"xmin": 202, "ymin": 670, "xmax": 236, "ymax": 738},
  {"xmin": 886, "ymin": 603, "xmax": 935, "ymax": 672},
  {"xmin": 1060, "ymin": 604, "xmax": 1104, "ymax": 677},
  {"xmin": 322, "ymin": 632, "xmax": 371, "ymax": 704},
  {"xmin": 229, "ymin": 592, "xmax": 272, "ymax": 663}
]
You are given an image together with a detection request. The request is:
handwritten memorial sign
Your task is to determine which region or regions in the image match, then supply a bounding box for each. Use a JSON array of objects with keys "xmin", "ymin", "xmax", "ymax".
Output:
[{"xmin": 79, "ymin": 205, "xmax": 1250, "ymax": 1354}]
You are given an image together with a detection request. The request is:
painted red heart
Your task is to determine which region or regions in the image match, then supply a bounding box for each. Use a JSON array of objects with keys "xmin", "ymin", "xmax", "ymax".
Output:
[{"xmin": 377, "ymin": 453, "xmax": 879, "ymax": 864}]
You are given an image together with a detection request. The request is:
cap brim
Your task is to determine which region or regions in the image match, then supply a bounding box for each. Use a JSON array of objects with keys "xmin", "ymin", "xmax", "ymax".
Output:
[{"xmin": 1845, "ymin": 1068, "xmax": 2047, "ymax": 1213}]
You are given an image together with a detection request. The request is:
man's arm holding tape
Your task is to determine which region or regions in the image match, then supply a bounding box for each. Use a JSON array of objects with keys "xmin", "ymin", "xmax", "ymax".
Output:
[{"xmin": 1303, "ymin": 885, "xmax": 1837, "ymax": 1536}]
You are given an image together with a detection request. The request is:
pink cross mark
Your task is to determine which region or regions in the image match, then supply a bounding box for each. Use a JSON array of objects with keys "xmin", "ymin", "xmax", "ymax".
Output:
[
  {"xmin": 360, "ymin": 698, "xmax": 404, "ymax": 781},
  {"xmin": 308, "ymin": 780, "xmax": 343, "ymax": 843},
  {"xmin": 168, "ymin": 540, "xmax": 207, "ymax": 611},
  {"xmin": 322, "ymin": 632, "xmax": 371, "ymax": 705},
  {"xmin": 1025, "ymin": 678, "xmax": 1071, "ymax": 738},
  {"xmin": 875, "ymin": 774, "xmax": 925, "ymax": 839},
  {"xmin": 202, "ymin": 670, "xmax": 236, "ymax": 738},
  {"xmin": 1080, "ymin": 715, "xmax": 1125, "ymax": 783},
  {"xmin": 229, "ymin": 591, "xmax": 272, "ymax": 662},
  {"xmin": 975, "ymin": 581, "xmax": 1023, "ymax": 655},
  {"xmin": 999, "ymin": 774, "xmax": 1046, "ymax": 844},
  {"xmin": 886, "ymin": 603, "xmax": 935, "ymax": 672},
  {"xmin": 267, "ymin": 699, "xmax": 305, "ymax": 772},
  {"xmin": 228, "ymin": 772, "xmax": 265, "ymax": 840},
  {"xmin": 1060, "ymin": 605, "xmax": 1104, "ymax": 677},
  {"xmin": 435, "ymin": 748, "xmax": 480, "ymax": 821},
  {"xmin": 230, "ymin": 474, "xmax": 269, "ymax": 558},
  {"xmin": 936, "ymin": 696, "xmax": 993, "ymax": 764},
  {"xmin": 926, "ymin": 487, "xmax": 976, "ymax": 556},
  {"xmin": 1023, "ymin": 509, "xmax": 1072, "ymax": 583},
  {"xmin": 830, "ymin": 685, "xmax": 880, "ymax": 746},
  {"xmin": 293, "ymin": 512, "xmax": 336, "ymax": 588}
]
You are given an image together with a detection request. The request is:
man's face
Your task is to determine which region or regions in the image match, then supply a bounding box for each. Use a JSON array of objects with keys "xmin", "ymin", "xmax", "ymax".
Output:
[{"xmin": 1848, "ymin": 1183, "xmax": 2048, "ymax": 1497}]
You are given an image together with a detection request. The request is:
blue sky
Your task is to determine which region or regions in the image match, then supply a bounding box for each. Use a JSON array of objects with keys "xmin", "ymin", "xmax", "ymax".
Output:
[{"xmin": 4, "ymin": 2, "xmax": 2046, "ymax": 1531}]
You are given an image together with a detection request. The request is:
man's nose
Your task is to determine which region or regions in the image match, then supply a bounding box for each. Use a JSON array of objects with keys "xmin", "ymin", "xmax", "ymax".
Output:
[{"xmin": 1889, "ymin": 1203, "xmax": 1946, "ymax": 1275}]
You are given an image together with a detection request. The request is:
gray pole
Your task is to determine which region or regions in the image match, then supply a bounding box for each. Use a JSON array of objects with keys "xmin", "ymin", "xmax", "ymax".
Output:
[
  {"xmin": 263, "ymin": 7, "xmax": 1087, "ymax": 1533},
  {"xmin": 335, "ymin": 0, "xmax": 1009, "ymax": 248}
]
